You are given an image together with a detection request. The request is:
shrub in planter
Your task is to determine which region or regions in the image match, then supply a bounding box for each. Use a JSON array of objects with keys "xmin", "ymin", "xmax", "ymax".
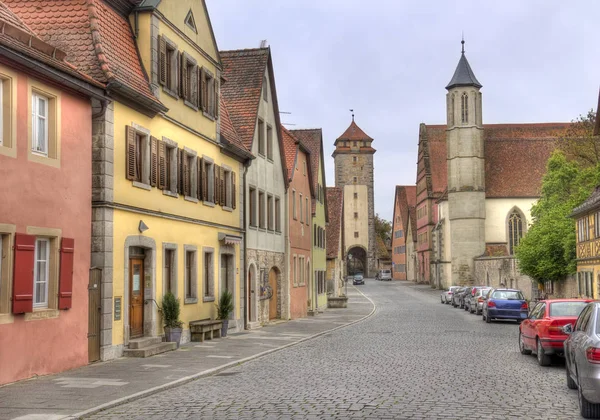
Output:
[
  {"xmin": 162, "ymin": 292, "xmax": 183, "ymax": 347},
  {"xmin": 216, "ymin": 289, "xmax": 234, "ymax": 337}
]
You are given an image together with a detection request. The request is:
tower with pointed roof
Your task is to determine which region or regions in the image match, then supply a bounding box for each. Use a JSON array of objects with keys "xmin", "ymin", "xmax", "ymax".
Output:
[
  {"xmin": 333, "ymin": 117, "xmax": 377, "ymax": 277},
  {"xmin": 446, "ymin": 39, "xmax": 485, "ymax": 285}
]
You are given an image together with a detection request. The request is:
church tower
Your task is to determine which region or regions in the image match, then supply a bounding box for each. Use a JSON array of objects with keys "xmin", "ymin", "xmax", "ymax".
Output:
[
  {"xmin": 446, "ymin": 40, "xmax": 486, "ymax": 286},
  {"xmin": 333, "ymin": 117, "xmax": 377, "ymax": 277}
]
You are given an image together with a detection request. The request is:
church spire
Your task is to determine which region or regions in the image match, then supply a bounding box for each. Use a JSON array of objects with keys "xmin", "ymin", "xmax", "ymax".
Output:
[{"xmin": 446, "ymin": 38, "xmax": 482, "ymax": 90}]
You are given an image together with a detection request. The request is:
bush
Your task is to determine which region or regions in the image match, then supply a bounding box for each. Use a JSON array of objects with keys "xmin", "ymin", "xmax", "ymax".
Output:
[
  {"xmin": 216, "ymin": 289, "xmax": 234, "ymax": 320},
  {"xmin": 162, "ymin": 292, "xmax": 182, "ymax": 328}
]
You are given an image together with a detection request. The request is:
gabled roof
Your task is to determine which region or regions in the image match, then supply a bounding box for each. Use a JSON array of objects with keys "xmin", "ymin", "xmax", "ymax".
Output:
[
  {"xmin": 290, "ymin": 129, "xmax": 324, "ymax": 197},
  {"xmin": 0, "ymin": 2, "xmax": 104, "ymax": 92},
  {"xmin": 219, "ymin": 97, "xmax": 252, "ymax": 159},
  {"xmin": 392, "ymin": 185, "xmax": 417, "ymax": 241},
  {"xmin": 571, "ymin": 186, "xmax": 600, "ymax": 218},
  {"xmin": 446, "ymin": 47, "xmax": 482, "ymax": 90},
  {"xmin": 335, "ymin": 119, "xmax": 373, "ymax": 143},
  {"xmin": 4, "ymin": 0, "xmax": 165, "ymax": 114},
  {"xmin": 281, "ymin": 125, "xmax": 299, "ymax": 181},
  {"xmin": 421, "ymin": 123, "xmax": 570, "ymax": 200},
  {"xmin": 326, "ymin": 187, "xmax": 343, "ymax": 259},
  {"xmin": 221, "ymin": 47, "xmax": 288, "ymax": 187}
]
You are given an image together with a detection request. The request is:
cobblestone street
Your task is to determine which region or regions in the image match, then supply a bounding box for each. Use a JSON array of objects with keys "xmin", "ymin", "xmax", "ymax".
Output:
[{"xmin": 86, "ymin": 281, "xmax": 580, "ymax": 419}]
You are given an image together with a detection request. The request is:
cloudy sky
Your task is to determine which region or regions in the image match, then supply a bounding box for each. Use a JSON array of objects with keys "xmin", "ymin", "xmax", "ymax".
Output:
[{"xmin": 207, "ymin": 0, "xmax": 599, "ymax": 221}]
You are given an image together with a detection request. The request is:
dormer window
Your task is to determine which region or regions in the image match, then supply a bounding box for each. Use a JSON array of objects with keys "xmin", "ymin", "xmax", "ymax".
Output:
[{"xmin": 461, "ymin": 92, "xmax": 468, "ymax": 124}]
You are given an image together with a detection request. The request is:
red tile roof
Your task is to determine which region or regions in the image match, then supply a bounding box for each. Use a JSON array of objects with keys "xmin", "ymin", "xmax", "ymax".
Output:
[
  {"xmin": 281, "ymin": 125, "xmax": 299, "ymax": 181},
  {"xmin": 290, "ymin": 128, "xmax": 323, "ymax": 197},
  {"xmin": 336, "ymin": 119, "xmax": 373, "ymax": 142},
  {"xmin": 326, "ymin": 187, "xmax": 343, "ymax": 259},
  {"xmin": 4, "ymin": 0, "xmax": 161, "ymax": 109},
  {"xmin": 408, "ymin": 205, "xmax": 417, "ymax": 241},
  {"xmin": 393, "ymin": 185, "xmax": 417, "ymax": 242},
  {"xmin": 422, "ymin": 123, "xmax": 570, "ymax": 199},
  {"xmin": 219, "ymin": 97, "xmax": 249, "ymax": 155},
  {"xmin": 0, "ymin": 1, "xmax": 104, "ymax": 88},
  {"xmin": 220, "ymin": 48, "xmax": 269, "ymax": 151}
]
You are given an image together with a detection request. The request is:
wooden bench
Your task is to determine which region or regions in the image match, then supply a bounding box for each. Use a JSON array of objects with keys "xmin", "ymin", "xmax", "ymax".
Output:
[{"xmin": 189, "ymin": 319, "xmax": 223, "ymax": 342}]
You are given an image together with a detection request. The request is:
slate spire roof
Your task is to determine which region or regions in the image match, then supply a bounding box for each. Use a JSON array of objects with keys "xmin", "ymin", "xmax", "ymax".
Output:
[{"xmin": 446, "ymin": 40, "xmax": 482, "ymax": 90}]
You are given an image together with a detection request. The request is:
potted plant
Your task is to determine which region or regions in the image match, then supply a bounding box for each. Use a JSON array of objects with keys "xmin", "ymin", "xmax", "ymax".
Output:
[
  {"xmin": 162, "ymin": 291, "xmax": 183, "ymax": 347},
  {"xmin": 216, "ymin": 289, "xmax": 234, "ymax": 337}
]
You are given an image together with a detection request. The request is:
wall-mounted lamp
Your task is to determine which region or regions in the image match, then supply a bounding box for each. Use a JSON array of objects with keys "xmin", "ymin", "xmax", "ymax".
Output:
[{"xmin": 138, "ymin": 220, "xmax": 149, "ymax": 234}]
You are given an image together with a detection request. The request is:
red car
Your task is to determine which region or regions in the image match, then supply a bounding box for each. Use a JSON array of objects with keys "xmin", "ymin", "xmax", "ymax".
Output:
[{"xmin": 519, "ymin": 299, "xmax": 594, "ymax": 366}]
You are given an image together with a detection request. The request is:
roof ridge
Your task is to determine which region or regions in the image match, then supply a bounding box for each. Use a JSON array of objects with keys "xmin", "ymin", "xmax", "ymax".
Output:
[
  {"xmin": 87, "ymin": 0, "xmax": 115, "ymax": 81},
  {"xmin": 221, "ymin": 47, "xmax": 269, "ymax": 54}
]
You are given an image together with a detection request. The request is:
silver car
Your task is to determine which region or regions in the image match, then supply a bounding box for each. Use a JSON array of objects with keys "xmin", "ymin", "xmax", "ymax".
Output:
[
  {"xmin": 441, "ymin": 286, "xmax": 460, "ymax": 304},
  {"xmin": 564, "ymin": 301, "xmax": 600, "ymax": 418},
  {"xmin": 471, "ymin": 288, "xmax": 491, "ymax": 315}
]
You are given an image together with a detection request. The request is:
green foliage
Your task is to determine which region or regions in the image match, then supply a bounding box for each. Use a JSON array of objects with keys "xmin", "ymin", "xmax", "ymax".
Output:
[
  {"xmin": 375, "ymin": 213, "xmax": 392, "ymax": 243},
  {"xmin": 556, "ymin": 110, "xmax": 600, "ymax": 167},
  {"xmin": 216, "ymin": 289, "xmax": 234, "ymax": 320},
  {"xmin": 162, "ymin": 292, "xmax": 182, "ymax": 328},
  {"xmin": 516, "ymin": 151, "xmax": 600, "ymax": 282}
]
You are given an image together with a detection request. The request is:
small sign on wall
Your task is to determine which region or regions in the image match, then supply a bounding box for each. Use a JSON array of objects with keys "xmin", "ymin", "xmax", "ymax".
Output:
[{"xmin": 114, "ymin": 297, "xmax": 122, "ymax": 321}]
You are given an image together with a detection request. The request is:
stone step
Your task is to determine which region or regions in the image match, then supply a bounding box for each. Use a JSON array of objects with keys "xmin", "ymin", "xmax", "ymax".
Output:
[
  {"xmin": 128, "ymin": 336, "xmax": 163, "ymax": 349},
  {"xmin": 123, "ymin": 342, "xmax": 177, "ymax": 358}
]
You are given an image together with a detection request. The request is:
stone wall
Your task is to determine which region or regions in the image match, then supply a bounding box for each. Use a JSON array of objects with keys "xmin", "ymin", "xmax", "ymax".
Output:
[
  {"xmin": 547, "ymin": 276, "xmax": 578, "ymax": 299},
  {"xmin": 247, "ymin": 249, "xmax": 287, "ymax": 324},
  {"xmin": 473, "ymin": 256, "xmax": 537, "ymax": 300}
]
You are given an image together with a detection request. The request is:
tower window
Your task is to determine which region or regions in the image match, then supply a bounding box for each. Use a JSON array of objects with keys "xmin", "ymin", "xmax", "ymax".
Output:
[
  {"xmin": 461, "ymin": 92, "xmax": 468, "ymax": 124},
  {"xmin": 508, "ymin": 210, "xmax": 523, "ymax": 255},
  {"xmin": 353, "ymin": 156, "xmax": 357, "ymax": 163},
  {"xmin": 354, "ymin": 232, "xmax": 359, "ymax": 238},
  {"xmin": 353, "ymin": 176, "xmax": 357, "ymax": 184},
  {"xmin": 354, "ymin": 212, "xmax": 358, "ymax": 219},
  {"xmin": 353, "ymin": 192, "xmax": 358, "ymax": 199}
]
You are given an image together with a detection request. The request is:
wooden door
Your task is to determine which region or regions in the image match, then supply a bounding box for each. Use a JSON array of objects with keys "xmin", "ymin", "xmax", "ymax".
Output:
[
  {"xmin": 129, "ymin": 258, "xmax": 144, "ymax": 339},
  {"xmin": 88, "ymin": 268, "xmax": 101, "ymax": 362},
  {"xmin": 268, "ymin": 268, "xmax": 277, "ymax": 320}
]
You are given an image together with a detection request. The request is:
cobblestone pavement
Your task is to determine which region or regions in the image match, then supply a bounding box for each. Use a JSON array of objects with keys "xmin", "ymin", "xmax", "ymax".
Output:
[{"xmin": 86, "ymin": 281, "xmax": 581, "ymax": 419}]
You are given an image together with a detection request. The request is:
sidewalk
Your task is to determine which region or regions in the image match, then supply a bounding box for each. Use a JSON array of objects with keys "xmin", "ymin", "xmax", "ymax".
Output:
[{"xmin": 0, "ymin": 287, "xmax": 374, "ymax": 420}]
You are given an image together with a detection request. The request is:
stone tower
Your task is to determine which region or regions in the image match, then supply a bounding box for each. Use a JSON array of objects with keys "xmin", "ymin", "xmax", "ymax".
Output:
[
  {"xmin": 446, "ymin": 40, "xmax": 486, "ymax": 286},
  {"xmin": 333, "ymin": 118, "xmax": 377, "ymax": 277}
]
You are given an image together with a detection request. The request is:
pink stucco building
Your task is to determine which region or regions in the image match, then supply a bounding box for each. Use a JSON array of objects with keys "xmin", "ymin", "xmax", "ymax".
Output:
[{"xmin": 0, "ymin": 4, "xmax": 105, "ymax": 385}]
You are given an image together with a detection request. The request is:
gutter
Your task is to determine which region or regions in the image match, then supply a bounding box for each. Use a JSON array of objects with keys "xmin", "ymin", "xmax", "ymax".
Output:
[
  {"xmin": 242, "ymin": 161, "xmax": 250, "ymax": 329},
  {"xmin": 0, "ymin": 46, "xmax": 106, "ymax": 100}
]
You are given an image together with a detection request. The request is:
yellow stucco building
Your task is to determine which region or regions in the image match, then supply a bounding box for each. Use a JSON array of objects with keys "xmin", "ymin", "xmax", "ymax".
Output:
[{"xmin": 572, "ymin": 187, "xmax": 600, "ymax": 299}]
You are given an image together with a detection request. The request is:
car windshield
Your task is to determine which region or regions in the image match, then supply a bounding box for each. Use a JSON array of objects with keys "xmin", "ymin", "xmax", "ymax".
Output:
[
  {"xmin": 549, "ymin": 302, "xmax": 589, "ymax": 317},
  {"xmin": 491, "ymin": 291, "xmax": 524, "ymax": 300},
  {"xmin": 449, "ymin": 286, "xmax": 460, "ymax": 292},
  {"xmin": 477, "ymin": 289, "xmax": 490, "ymax": 296}
]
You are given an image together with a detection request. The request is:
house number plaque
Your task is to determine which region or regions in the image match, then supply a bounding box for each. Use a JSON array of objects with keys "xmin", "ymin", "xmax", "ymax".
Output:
[{"xmin": 114, "ymin": 297, "xmax": 122, "ymax": 321}]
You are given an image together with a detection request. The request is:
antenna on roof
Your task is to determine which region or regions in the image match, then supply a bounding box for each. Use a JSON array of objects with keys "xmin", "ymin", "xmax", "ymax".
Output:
[
  {"xmin": 259, "ymin": 39, "xmax": 268, "ymax": 48},
  {"xmin": 279, "ymin": 111, "xmax": 292, "ymax": 114},
  {"xmin": 349, "ymin": 109, "xmax": 354, "ymax": 121},
  {"xmin": 282, "ymin": 123, "xmax": 296, "ymax": 126}
]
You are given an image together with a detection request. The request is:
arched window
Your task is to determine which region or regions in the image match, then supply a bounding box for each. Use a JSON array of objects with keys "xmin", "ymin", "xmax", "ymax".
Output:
[
  {"xmin": 450, "ymin": 94, "xmax": 455, "ymax": 125},
  {"xmin": 508, "ymin": 210, "xmax": 524, "ymax": 255},
  {"xmin": 461, "ymin": 92, "xmax": 468, "ymax": 124}
]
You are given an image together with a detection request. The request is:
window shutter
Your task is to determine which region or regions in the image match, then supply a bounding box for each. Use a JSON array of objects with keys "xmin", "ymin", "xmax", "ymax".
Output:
[
  {"xmin": 125, "ymin": 126, "xmax": 137, "ymax": 181},
  {"xmin": 150, "ymin": 136, "xmax": 158, "ymax": 187},
  {"xmin": 158, "ymin": 140, "xmax": 167, "ymax": 190},
  {"xmin": 214, "ymin": 164, "xmax": 219, "ymax": 204},
  {"xmin": 58, "ymin": 237, "xmax": 75, "ymax": 310},
  {"xmin": 200, "ymin": 67, "xmax": 207, "ymax": 112},
  {"xmin": 171, "ymin": 48, "xmax": 179, "ymax": 93},
  {"xmin": 177, "ymin": 149, "xmax": 184, "ymax": 195},
  {"xmin": 158, "ymin": 36, "xmax": 167, "ymax": 86},
  {"xmin": 183, "ymin": 153, "xmax": 190, "ymax": 196},
  {"xmin": 196, "ymin": 157, "xmax": 202, "ymax": 200},
  {"xmin": 232, "ymin": 171, "xmax": 236, "ymax": 210},
  {"xmin": 180, "ymin": 52, "xmax": 188, "ymax": 99},
  {"xmin": 12, "ymin": 233, "xmax": 35, "ymax": 314},
  {"xmin": 191, "ymin": 65, "xmax": 198, "ymax": 107},
  {"xmin": 214, "ymin": 79, "xmax": 220, "ymax": 119},
  {"xmin": 202, "ymin": 160, "xmax": 208, "ymax": 201}
]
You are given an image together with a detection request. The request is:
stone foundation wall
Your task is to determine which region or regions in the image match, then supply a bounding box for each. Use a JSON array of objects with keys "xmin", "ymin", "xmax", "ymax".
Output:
[
  {"xmin": 247, "ymin": 249, "xmax": 287, "ymax": 324},
  {"xmin": 474, "ymin": 256, "xmax": 537, "ymax": 300},
  {"xmin": 547, "ymin": 276, "xmax": 578, "ymax": 299}
]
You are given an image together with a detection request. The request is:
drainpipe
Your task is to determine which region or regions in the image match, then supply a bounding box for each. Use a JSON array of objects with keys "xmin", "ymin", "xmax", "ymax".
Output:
[{"xmin": 243, "ymin": 162, "xmax": 250, "ymax": 329}]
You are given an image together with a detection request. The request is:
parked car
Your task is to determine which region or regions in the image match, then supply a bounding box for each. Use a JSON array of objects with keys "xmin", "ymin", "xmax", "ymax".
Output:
[
  {"xmin": 563, "ymin": 301, "xmax": 600, "ymax": 418},
  {"xmin": 482, "ymin": 288, "xmax": 528, "ymax": 323},
  {"xmin": 378, "ymin": 269, "xmax": 392, "ymax": 281},
  {"xmin": 471, "ymin": 287, "xmax": 492, "ymax": 315},
  {"xmin": 451, "ymin": 287, "xmax": 466, "ymax": 307},
  {"xmin": 352, "ymin": 273, "xmax": 364, "ymax": 285},
  {"xmin": 464, "ymin": 286, "xmax": 486, "ymax": 313},
  {"xmin": 519, "ymin": 299, "xmax": 593, "ymax": 366},
  {"xmin": 441, "ymin": 286, "xmax": 460, "ymax": 304}
]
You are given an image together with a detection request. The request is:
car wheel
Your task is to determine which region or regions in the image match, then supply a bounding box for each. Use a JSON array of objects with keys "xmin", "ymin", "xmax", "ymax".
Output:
[
  {"xmin": 441, "ymin": 298, "xmax": 444, "ymax": 304},
  {"xmin": 578, "ymin": 368, "xmax": 600, "ymax": 418},
  {"xmin": 475, "ymin": 308, "xmax": 481, "ymax": 315},
  {"xmin": 536, "ymin": 338, "xmax": 551, "ymax": 366},
  {"xmin": 519, "ymin": 332, "xmax": 531, "ymax": 355},
  {"xmin": 486, "ymin": 312, "xmax": 492, "ymax": 323},
  {"xmin": 566, "ymin": 362, "xmax": 577, "ymax": 390},
  {"xmin": 470, "ymin": 305, "xmax": 475, "ymax": 314}
]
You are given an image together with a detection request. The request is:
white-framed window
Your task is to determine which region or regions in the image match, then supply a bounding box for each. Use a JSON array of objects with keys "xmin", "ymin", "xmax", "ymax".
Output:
[
  {"xmin": 33, "ymin": 238, "xmax": 50, "ymax": 308},
  {"xmin": 299, "ymin": 193, "xmax": 303, "ymax": 223},
  {"xmin": 203, "ymin": 248, "xmax": 215, "ymax": 301},
  {"xmin": 32, "ymin": 93, "xmax": 49, "ymax": 156},
  {"xmin": 184, "ymin": 246, "xmax": 198, "ymax": 304}
]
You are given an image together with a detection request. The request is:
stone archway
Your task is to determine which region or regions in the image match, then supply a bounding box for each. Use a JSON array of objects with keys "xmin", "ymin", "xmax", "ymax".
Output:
[
  {"xmin": 268, "ymin": 266, "xmax": 280, "ymax": 320},
  {"xmin": 347, "ymin": 246, "xmax": 367, "ymax": 276}
]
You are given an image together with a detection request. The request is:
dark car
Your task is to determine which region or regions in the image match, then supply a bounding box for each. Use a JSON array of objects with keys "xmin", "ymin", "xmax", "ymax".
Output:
[
  {"xmin": 352, "ymin": 273, "xmax": 364, "ymax": 285},
  {"xmin": 482, "ymin": 288, "xmax": 528, "ymax": 323},
  {"xmin": 451, "ymin": 287, "xmax": 467, "ymax": 308}
]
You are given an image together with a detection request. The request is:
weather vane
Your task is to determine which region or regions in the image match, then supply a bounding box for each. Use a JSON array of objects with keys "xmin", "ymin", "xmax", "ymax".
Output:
[{"xmin": 350, "ymin": 109, "xmax": 354, "ymax": 121}]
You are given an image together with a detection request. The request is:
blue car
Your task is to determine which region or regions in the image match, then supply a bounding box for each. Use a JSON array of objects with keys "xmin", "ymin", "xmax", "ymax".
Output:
[{"xmin": 482, "ymin": 288, "xmax": 528, "ymax": 323}]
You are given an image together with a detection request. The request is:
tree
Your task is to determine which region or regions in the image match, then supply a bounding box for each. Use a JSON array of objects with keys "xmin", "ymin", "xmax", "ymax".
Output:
[
  {"xmin": 556, "ymin": 110, "xmax": 600, "ymax": 167},
  {"xmin": 375, "ymin": 213, "xmax": 392, "ymax": 243},
  {"xmin": 516, "ymin": 151, "xmax": 600, "ymax": 282}
]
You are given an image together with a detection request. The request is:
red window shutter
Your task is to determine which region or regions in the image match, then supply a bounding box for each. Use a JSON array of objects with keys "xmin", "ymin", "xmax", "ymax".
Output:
[
  {"xmin": 158, "ymin": 140, "xmax": 167, "ymax": 190},
  {"xmin": 150, "ymin": 136, "xmax": 158, "ymax": 187},
  {"xmin": 125, "ymin": 126, "xmax": 137, "ymax": 181},
  {"xmin": 232, "ymin": 171, "xmax": 236, "ymax": 210},
  {"xmin": 12, "ymin": 233, "xmax": 35, "ymax": 314},
  {"xmin": 158, "ymin": 36, "xmax": 167, "ymax": 86},
  {"xmin": 58, "ymin": 237, "xmax": 75, "ymax": 310}
]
